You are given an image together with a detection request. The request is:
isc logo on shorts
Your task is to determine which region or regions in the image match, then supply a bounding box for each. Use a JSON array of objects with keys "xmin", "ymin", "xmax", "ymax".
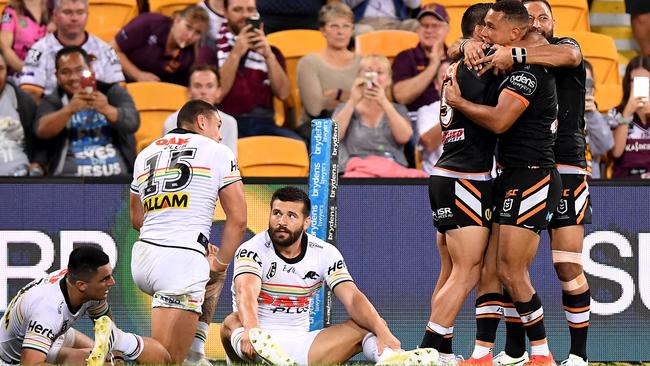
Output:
[{"xmin": 442, "ymin": 128, "xmax": 465, "ymax": 144}]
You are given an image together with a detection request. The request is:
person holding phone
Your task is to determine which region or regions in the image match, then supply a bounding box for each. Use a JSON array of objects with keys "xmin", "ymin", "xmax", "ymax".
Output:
[
  {"xmin": 610, "ymin": 55, "xmax": 650, "ymax": 179},
  {"xmin": 583, "ymin": 60, "xmax": 614, "ymax": 179},
  {"xmin": 34, "ymin": 46, "xmax": 139, "ymax": 176}
]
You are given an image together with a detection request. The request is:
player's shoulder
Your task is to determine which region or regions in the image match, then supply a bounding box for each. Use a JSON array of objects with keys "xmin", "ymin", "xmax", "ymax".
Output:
[
  {"xmin": 305, "ymin": 233, "xmax": 339, "ymax": 254},
  {"xmin": 241, "ymin": 231, "xmax": 273, "ymax": 251}
]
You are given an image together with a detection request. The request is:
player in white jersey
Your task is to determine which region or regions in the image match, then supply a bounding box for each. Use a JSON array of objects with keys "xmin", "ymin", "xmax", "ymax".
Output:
[
  {"xmin": 221, "ymin": 187, "xmax": 438, "ymax": 366},
  {"xmin": 0, "ymin": 246, "xmax": 169, "ymax": 365},
  {"xmin": 129, "ymin": 99, "xmax": 247, "ymax": 363}
]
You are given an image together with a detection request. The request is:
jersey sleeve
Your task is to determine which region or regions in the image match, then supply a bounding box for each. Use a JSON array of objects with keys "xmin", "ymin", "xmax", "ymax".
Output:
[
  {"xmin": 19, "ymin": 40, "xmax": 48, "ymax": 90},
  {"xmin": 1, "ymin": 7, "xmax": 17, "ymax": 33},
  {"xmin": 86, "ymin": 300, "xmax": 110, "ymax": 320},
  {"xmin": 502, "ymin": 65, "xmax": 544, "ymax": 108},
  {"xmin": 214, "ymin": 145, "xmax": 241, "ymax": 191},
  {"xmin": 94, "ymin": 40, "xmax": 125, "ymax": 84},
  {"xmin": 233, "ymin": 244, "xmax": 263, "ymax": 280},
  {"xmin": 22, "ymin": 301, "xmax": 60, "ymax": 356},
  {"xmin": 130, "ymin": 154, "xmax": 141, "ymax": 194},
  {"xmin": 554, "ymin": 37, "xmax": 581, "ymax": 53},
  {"xmin": 321, "ymin": 245, "xmax": 353, "ymax": 290}
]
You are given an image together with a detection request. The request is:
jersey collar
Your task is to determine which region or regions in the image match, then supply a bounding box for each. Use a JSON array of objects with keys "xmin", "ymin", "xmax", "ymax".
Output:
[
  {"xmin": 59, "ymin": 275, "xmax": 81, "ymax": 314},
  {"xmin": 168, "ymin": 127, "xmax": 199, "ymax": 135},
  {"xmin": 272, "ymin": 233, "xmax": 308, "ymax": 264}
]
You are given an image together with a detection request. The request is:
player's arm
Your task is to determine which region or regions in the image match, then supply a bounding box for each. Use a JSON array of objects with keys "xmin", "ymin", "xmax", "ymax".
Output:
[
  {"xmin": 333, "ymin": 282, "xmax": 400, "ymax": 352},
  {"xmin": 215, "ymin": 180, "xmax": 247, "ymax": 271},
  {"xmin": 444, "ymin": 74, "xmax": 527, "ymax": 134},
  {"xmin": 478, "ymin": 39, "xmax": 578, "ymax": 75},
  {"xmin": 20, "ymin": 348, "xmax": 49, "ymax": 365},
  {"xmin": 130, "ymin": 192, "xmax": 143, "ymax": 231},
  {"xmin": 234, "ymin": 272, "xmax": 262, "ymax": 359}
]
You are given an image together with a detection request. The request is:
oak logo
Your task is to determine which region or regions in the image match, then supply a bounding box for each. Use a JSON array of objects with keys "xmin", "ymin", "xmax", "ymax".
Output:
[{"xmin": 143, "ymin": 193, "xmax": 189, "ymax": 212}]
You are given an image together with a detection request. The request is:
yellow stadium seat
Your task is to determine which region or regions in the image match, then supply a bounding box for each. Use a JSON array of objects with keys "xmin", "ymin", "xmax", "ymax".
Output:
[
  {"xmin": 421, "ymin": 0, "xmax": 473, "ymax": 45},
  {"xmin": 594, "ymin": 83, "xmax": 623, "ymax": 112},
  {"xmin": 564, "ymin": 31, "xmax": 620, "ymax": 86},
  {"xmin": 268, "ymin": 29, "xmax": 327, "ymax": 127},
  {"xmin": 87, "ymin": 0, "xmax": 137, "ymax": 37},
  {"xmin": 237, "ymin": 136, "xmax": 309, "ymax": 177},
  {"xmin": 355, "ymin": 30, "xmax": 419, "ymax": 62},
  {"xmin": 126, "ymin": 82, "xmax": 188, "ymax": 153},
  {"xmin": 548, "ymin": 0, "xmax": 590, "ymax": 32},
  {"xmin": 93, "ymin": 27, "xmax": 121, "ymax": 43},
  {"xmin": 148, "ymin": 0, "xmax": 198, "ymax": 17}
]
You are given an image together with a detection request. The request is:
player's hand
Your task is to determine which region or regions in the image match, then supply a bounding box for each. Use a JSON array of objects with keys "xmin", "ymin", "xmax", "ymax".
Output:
[
  {"xmin": 241, "ymin": 329, "xmax": 256, "ymax": 360},
  {"xmin": 443, "ymin": 74, "xmax": 463, "ymax": 109},
  {"xmin": 585, "ymin": 95, "xmax": 597, "ymax": 112},
  {"xmin": 478, "ymin": 45, "xmax": 513, "ymax": 76},
  {"xmin": 463, "ymin": 39, "xmax": 487, "ymax": 70},
  {"xmin": 375, "ymin": 334, "xmax": 401, "ymax": 356},
  {"xmin": 207, "ymin": 244, "xmax": 229, "ymax": 273},
  {"xmin": 135, "ymin": 70, "xmax": 160, "ymax": 82}
]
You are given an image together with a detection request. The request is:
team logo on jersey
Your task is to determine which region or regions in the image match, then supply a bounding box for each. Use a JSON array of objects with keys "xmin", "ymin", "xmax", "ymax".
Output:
[
  {"xmin": 503, "ymin": 198, "xmax": 513, "ymax": 212},
  {"xmin": 508, "ymin": 71, "xmax": 537, "ymax": 96},
  {"xmin": 302, "ymin": 271, "xmax": 320, "ymax": 280},
  {"xmin": 266, "ymin": 262, "xmax": 277, "ymax": 279},
  {"xmin": 24, "ymin": 49, "xmax": 42, "ymax": 67},
  {"xmin": 442, "ymin": 128, "xmax": 465, "ymax": 144},
  {"xmin": 556, "ymin": 199, "xmax": 568, "ymax": 215},
  {"xmin": 143, "ymin": 193, "xmax": 189, "ymax": 212},
  {"xmin": 105, "ymin": 48, "xmax": 120, "ymax": 65}
]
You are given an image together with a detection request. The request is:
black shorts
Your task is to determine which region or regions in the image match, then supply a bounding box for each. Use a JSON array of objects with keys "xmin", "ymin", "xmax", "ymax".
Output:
[
  {"xmin": 547, "ymin": 173, "xmax": 592, "ymax": 228},
  {"xmin": 428, "ymin": 175, "xmax": 493, "ymax": 233},
  {"xmin": 625, "ymin": 0, "xmax": 650, "ymax": 14},
  {"xmin": 493, "ymin": 168, "xmax": 562, "ymax": 232}
]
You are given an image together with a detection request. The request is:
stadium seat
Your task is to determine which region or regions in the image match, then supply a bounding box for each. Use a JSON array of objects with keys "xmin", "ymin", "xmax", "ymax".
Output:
[
  {"xmin": 268, "ymin": 29, "xmax": 327, "ymax": 127},
  {"xmin": 420, "ymin": 0, "xmax": 473, "ymax": 45},
  {"xmin": 148, "ymin": 0, "xmax": 198, "ymax": 16},
  {"xmin": 594, "ymin": 83, "xmax": 623, "ymax": 112},
  {"xmin": 126, "ymin": 82, "xmax": 188, "ymax": 153},
  {"xmin": 86, "ymin": 0, "xmax": 137, "ymax": 37},
  {"xmin": 547, "ymin": 0, "xmax": 590, "ymax": 32},
  {"xmin": 93, "ymin": 27, "xmax": 122, "ymax": 43},
  {"xmin": 564, "ymin": 31, "xmax": 621, "ymax": 86},
  {"xmin": 355, "ymin": 30, "xmax": 419, "ymax": 62},
  {"xmin": 237, "ymin": 136, "xmax": 309, "ymax": 177},
  {"xmin": 0, "ymin": 0, "xmax": 8, "ymax": 11}
]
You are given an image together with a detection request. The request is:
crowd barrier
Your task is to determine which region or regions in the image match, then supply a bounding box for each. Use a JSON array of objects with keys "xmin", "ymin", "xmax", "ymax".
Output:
[{"xmin": 0, "ymin": 178, "xmax": 648, "ymax": 361}]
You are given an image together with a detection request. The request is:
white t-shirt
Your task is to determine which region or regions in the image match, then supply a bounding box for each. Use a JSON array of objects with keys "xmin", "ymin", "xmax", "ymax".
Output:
[
  {"xmin": 232, "ymin": 231, "xmax": 353, "ymax": 332},
  {"xmin": 130, "ymin": 130, "xmax": 241, "ymax": 254},
  {"xmin": 19, "ymin": 32, "xmax": 125, "ymax": 95},
  {"xmin": 0, "ymin": 269, "xmax": 109, "ymax": 364},
  {"xmin": 416, "ymin": 101, "xmax": 443, "ymax": 175},
  {"xmin": 198, "ymin": 1, "xmax": 226, "ymax": 49}
]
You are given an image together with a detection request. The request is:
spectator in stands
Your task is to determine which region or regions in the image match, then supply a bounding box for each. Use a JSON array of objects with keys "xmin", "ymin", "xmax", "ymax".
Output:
[
  {"xmin": 610, "ymin": 55, "xmax": 650, "ymax": 179},
  {"xmin": 345, "ymin": 0, "xmax": 420, "ymax": 35},
  {"xmin": 392, "ymin": 2, "xmax": 448, "ymax": 122},
  {"xmin": 34, "ymin": 46, "xmax": 138, "ymax": 176},
  {"xmin": 297, "ymin": 2, "xmax": 360, "ymax": 127},
  {"xmin": 584, "ymin": 59, "xmax": 614, "ymax": 179},
  {"xmin": 19, "ymin": 0, "xmax": 124, "ymax": 102},
  {"xmin": 625, "ymin": 0, "xmax": 650, "ymax": 56},
  {"xmin": 198, "ymin": 0, "xmax": 226, "ymax": 52},
  {"xmin": 112, "ymin": 5, "xmax": 208, "ymax": 86},
  {"xmin": 162, "ymin": 65, "xmax": 238, "ymax": 154},
  {"xmin": 0, "ymin": 0, "xmax": 49, "ymax": 81},
  {"xmin": 0, "ymin": 52, "xmax": 45, "ymax": 176},
  {"xmin": 257, "ymin": 0, "xmax": 323, "ymax": 34},
  {"xmin": 333, "ymin": 54, "xmax": 425, "ymax": 177},
  {"xmin": 202, "ymin": 0, "xmax": 300, "ymax": 140},
  {"xmin": 415, "ymin": 59, "xmax": 449, "ymax": 175}
]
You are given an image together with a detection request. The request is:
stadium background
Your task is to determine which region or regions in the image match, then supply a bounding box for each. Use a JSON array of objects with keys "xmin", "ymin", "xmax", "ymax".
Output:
[{"xmin": 1, "ymin": 179, "xmax": 649, "ymax": 362}]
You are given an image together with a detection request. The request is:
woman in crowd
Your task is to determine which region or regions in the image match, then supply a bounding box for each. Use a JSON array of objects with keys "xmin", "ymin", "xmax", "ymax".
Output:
[
  {"xmin": 0, "ymin": 0, "xmax": 49, "ymax": 79},
  {"xmin": 584, "ymin": 59, "xmax": 614, "ymax": 179}
]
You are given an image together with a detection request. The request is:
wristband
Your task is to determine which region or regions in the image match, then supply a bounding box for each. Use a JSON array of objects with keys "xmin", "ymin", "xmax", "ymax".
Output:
[
  {"xmin": 335, "ymin": 88, "xmax": 343, "ymax": 101},
  {"xmin": 615, "ymin": 112, "xmax": 633, "ymax": 126},
  {"xmin": 459, "ymin": 39, "xmax": 469, "ymax": 55},
  {"xmin": 215, "ymin": 256, "xmax": 230, "ymax": 266},
  {"xmin": 511, "ymin": 47, "xmax": 527, "ymax": 64}
]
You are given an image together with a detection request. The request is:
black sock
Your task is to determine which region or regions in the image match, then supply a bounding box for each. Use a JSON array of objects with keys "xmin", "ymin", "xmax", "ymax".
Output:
[
  {"xmin": 475, "ymin": 293, "xmax": 503, "ymax": 344},
  {"xmin": 440, "ymin": 335, "xmax": 453, "ymax": 355},
  {"xmin": 514, "ymin": 293, "xmax": 546, "ymax": 342},
  {"xmin": 503, "ymin": 290, "xmax": 526, "ymax": 358},
  {"xmin": 420, "ymin": 329, "xmax": 444, "ymax": 349},
  {"xmin": 564, "ymin": 289, "xmax": 590, "ymax": 360}
]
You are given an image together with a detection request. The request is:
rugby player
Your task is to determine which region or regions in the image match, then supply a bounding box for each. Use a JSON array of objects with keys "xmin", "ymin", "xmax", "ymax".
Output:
[
  {"xmin": 470, "ymin": 1, "xmax": 592, "ymax": 365},
  {"xmin": 0, "ymin": 246, "xmax": 169, "ymax": 365},
  {"xmin": 220, "ymin": 187, "xmax": 436, "ymax": 366},
  {"xmin": 129, "ymin": 99, "xmax": 247, "ymax": 363},
  {"xmin": 416, "ymin": 3, "xmax": 496, "ymax": 365},
  {"xmin": 445, "ymin": 2, "xmax": 561, "ymax": 365}
]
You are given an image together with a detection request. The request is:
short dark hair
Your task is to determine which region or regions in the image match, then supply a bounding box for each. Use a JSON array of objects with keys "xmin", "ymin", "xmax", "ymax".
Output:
[
  {"xmin": 461, "ymin": 3, "xmax": 491, "ymax": 38},
  {"xmin": 491, "ymin": 0, "xmax": 529, "ymax": 28},
  {"xmin": 271, "ymin": 186, "xmax": 311, "ymax": 216},
  {"xmin": 67, "ymin": 246, "xmax": 110, "ymax": 282},
  {"xmin": 55, "ymin": 46, "xmax": 92, "ymax": 71},
  {"xmin": 177, "ymin": 99, "xmax": 219, "ymax": 128},
  {"xmin": 522, "ymin": 0, "xmax": 553, "ymax": 16},
  {"xmin": 189, "ymin": 64, "xmax": 221, "ymax": 86}
]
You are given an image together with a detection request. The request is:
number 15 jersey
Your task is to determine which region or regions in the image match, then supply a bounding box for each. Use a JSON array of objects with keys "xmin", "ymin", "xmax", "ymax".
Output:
[{"xmin": 130, "ymin": 129, "xmax": 241, "ymax": 254}]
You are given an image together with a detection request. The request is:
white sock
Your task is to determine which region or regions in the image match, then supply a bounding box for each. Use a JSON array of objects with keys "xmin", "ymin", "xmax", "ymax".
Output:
[
  {"xmin": 111, "ymin": 326, "xmax": 143, "ymax": 361},
  {"xmin": 471, "ymin": 344, "xmax": 491, "ymax": 359},
  {"xmin": 230, "ymin": 327, "xmax": 250, "ymax": 362},
  {"xmin": 362, "ymin": 333, "xmax": 380, "ymax": 362},
  {"xmin": 189, "ymin": 321, "xmax": 210, "ymax": 358},
  {"xmin": 439, "ymin": 352, "xmax": 455, "ymax": 361},
  {"xmin": 530, "ymin": 343, "xmax": 550, "ymax": 356}
]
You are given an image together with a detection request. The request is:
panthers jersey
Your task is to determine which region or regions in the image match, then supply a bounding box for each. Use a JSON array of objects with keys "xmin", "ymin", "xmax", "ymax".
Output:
[
  {"xmin": 19, "ymin": 32, "xmax": 124, "ymax": 95},
  {"xmin": 0, "ymin": 269, "xmax": 109, "ymax": 364},
  {"xmin": 131, "ymin": 129, "xmax": 241, "ymax": 254},
  {"xmin": 232, "ymin": 231, "xmax": 353, "ymax": 332}
]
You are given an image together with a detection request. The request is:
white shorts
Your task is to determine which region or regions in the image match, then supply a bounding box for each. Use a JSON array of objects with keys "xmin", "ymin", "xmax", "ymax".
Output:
[
  {"xmin": 265, "ymin": 328, "xmax": 322, "ymax": 366},
  {"xmin": 131, "ymin": 240, "xmax": 209, "ymax": 314}
]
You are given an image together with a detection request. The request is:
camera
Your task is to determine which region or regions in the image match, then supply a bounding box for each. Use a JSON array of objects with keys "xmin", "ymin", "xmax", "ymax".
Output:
[{"xmin": 246, "ymin": 15, "xmax": 262, "ymax": 31}]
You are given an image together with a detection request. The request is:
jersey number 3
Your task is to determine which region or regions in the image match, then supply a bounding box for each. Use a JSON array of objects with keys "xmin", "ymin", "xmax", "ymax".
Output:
[{"xmin": 143, "ymin": 148, "xmax": 197, "ymax": 197}]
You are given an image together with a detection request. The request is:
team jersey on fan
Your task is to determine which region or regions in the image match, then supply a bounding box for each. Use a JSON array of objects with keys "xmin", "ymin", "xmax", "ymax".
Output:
[
  {"xmin": 497, "ymin": 63, "xmax": 558, "ymax": 168},
  {"xmin": 130, "ymin": 128, "xmax": 241, "ymax": 254},
  {"xmin": 0, "ymin": 269, "xmax": 109, "ymax": 364},
  {"xmin": 612, "ymin": 118, "xmax": 650, "ymax": 178},
  {"xmin": 19, "ymin": 32, "xmax": 124, "ymax": 95},
  {"xmin": 231, "ymin": 231, "xmax": 353, "ymax": 332},
  {"xmin": 549, "ymin": 37, "xmax": 588, "ymax": 169},
  {"xmin": 435, "ymin": 60, "xmax": 498, "ymax": 175}
]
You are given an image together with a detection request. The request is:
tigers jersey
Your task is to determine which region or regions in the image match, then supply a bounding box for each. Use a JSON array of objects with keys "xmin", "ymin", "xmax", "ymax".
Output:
[
  {"xmin": 232, "ymin": 232, "xmax": 353, "ymax": 332},
  {"xmin": 0, "ymin": 269, "xmax": 109, "ymax": 364},
  {"xmin": 130, "ymin": 129, "xmax": 241, "ymax": 255},
  {"xmin": 19, "ymin": 32, "xmax": 125, "ymax": 95}
]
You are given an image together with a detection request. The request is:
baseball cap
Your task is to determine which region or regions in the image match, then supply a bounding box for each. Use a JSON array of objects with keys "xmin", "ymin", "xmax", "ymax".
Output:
[{"xmin": 417, "ymin": 3, "xmax": 449, "ymax": 23}]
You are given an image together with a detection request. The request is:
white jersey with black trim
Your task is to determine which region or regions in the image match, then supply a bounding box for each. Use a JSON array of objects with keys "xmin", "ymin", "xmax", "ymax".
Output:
[
  {"xmin": 0, "ymin": 269, "xmax": 109, "ymax": 364},
  {"xmin": 130, "ymin": 129, "xmax": 241, "ymax": 255},
  {"xmin": 19, "ymin": 32, "xmax": 125, "ymax": 95},
  {"xmin": 231, "ymin": 232, "xmax": 353, "ymax": 332}
]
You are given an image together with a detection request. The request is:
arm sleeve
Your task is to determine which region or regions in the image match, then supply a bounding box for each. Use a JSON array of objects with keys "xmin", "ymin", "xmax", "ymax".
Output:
[
  {"xmin": 322, "ymin": 245, "xmax": 354, "ymax": 291},
  {"xmin": 391, "ymin": 50, "xmax": 415, "ymax": 84},
  {"xmin": 233, "ymin": 244, "xmax": 263, "ymax": 280},
  {"xmin": 115, "ymin": 16, "xmax": 149, "ymax": 54},
  {"xmin": 19, "ymin": 41, "xmax": 48, "ymax": 89},
  {"xmin": 297, "ymin": 54, "xmax": 326, "ymax": 117},
  {"xmin": 33, "ymin": 96, "xmax": 61, "ymax": 135},
  {"xmin": 501, "ymin": 65, "xmax": 544, "ymax": 108},
  {"xmin": 585, "ymin": 111, "xmax": 615, "ymax": 157},
  {"xmin": 95, "ymin": 43, "xmax": 125, "ymax": 84},
  {"xmin": 86, "ymin": 300, "xmax": 110, "ymax": 320},
  {"xmin": 1, "ymin": 7, "xmax": 17, "ymax": 33},
  {"xmin": 21, "ymin": 302, "xmax": 59, "ymax": 355},
  {"xmin": 106, "ymin": 84, "xmax": 139, "ymax": 133},
  {"xmin": 130, "ymin": 155, "xmax": 140, "ymax": 194},
  {"xmin": 214, "ymin": 145, "xmax": 242, "ymax": 191}
]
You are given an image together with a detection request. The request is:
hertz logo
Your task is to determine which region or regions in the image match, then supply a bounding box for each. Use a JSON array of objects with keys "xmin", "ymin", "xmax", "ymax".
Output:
[{"xmin": 143, "ymin": 193, "xmax": 189, "ymax": 213}]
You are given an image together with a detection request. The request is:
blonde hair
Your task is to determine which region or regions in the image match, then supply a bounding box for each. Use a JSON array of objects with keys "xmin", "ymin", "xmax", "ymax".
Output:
[
  {"xmin": 360, "ymin": 54, "xmax": 393, "ymax": 99},
  {"xmin": 176, "ymin": 4, "xmax": 209, "ymax": 24},
  {"xmin": 318, "ymin": 2, "xmax": 354, "ymax": 27}
]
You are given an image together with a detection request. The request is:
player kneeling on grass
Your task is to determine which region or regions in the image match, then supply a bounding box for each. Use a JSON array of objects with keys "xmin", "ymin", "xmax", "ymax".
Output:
[
  {"xmin": 220, "ymin": 186, "xmax": 437, "ymax": 366},
  {"xmin": 0, "ymin": 246, "xmax": 170, "ymax": 365}
]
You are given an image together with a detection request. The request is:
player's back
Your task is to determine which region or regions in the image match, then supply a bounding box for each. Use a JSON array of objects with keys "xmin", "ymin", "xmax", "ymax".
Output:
[{"xmin": 131, "ymin": 129, "xmax": 240, "ymax": 254}]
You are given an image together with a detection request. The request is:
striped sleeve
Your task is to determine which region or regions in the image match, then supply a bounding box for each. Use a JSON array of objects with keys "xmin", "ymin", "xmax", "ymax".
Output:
[
  {"xmin": 216, "ymin": 146, "xmax": 242, "ymax": 191},
  {"xmin": 130, "ymin": 156, "xmax": 140, "ymax": 194},
  {"xmin": 233, "ymin": 246, "xmax": 263, "ymax": 279},
  {"xmin": 21, "ymin": 316, "xmax": 58, "ymax": 355},
  {"xmin": 87, "ymin": 300, "xmax": 110, "ymax": 320},
  {"xmin": 322, "ymin": 246, "xmax": 353, "ymax": 290}
]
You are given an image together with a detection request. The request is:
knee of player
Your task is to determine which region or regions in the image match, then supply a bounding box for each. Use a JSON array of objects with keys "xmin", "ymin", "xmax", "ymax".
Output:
[{"xmin": 553, "ymin": 261, "xmax": 583, "ymax": 281}]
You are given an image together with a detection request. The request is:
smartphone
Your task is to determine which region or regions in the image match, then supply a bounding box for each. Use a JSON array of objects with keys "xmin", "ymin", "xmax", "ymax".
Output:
[
  {"xmin": 633, "ymin": 76, "xmax": 649, "ymax": 100},
  {"xmin": 364, "ymin": 71, "xmax": 378, "ymax": 88},
  {"xmin": 80, "ymin": 69, "xmax": 96, "ymax": 94},
  {"xmin": 585, "ymin": 77, "xmax": 594, "ymax": 96},
  {"xmin": 246, "ymin": 15, "xmax": 262, "ymax": 31}
]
